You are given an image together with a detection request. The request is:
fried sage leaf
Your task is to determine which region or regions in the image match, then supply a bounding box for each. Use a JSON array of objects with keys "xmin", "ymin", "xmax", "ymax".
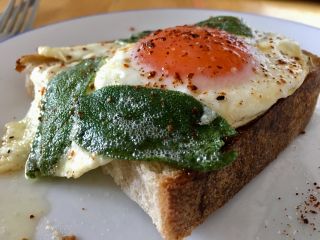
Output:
[
  {"xmin": 26, "ymin": 58, "xmax": 103, "ymax": 178},
  {"xmin": 73, "ymin": 86, "xmax": 236, "ymax": 171},
  {"xmin": 118, "ymin": 30, "xmax": 153, "ymax": 43},
  {"xmin": 118, "ymin": 16, "xmax": 252, "ymax": 44},
  {"xmin": 195, "ymin": 16, "xmax": 253, "ymax": 37}
]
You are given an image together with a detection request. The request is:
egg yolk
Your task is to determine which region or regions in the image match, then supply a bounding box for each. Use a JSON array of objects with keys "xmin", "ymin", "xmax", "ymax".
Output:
[{"xmin": 133, "ymin": 25, "xmax": 252, "ymax": 88}]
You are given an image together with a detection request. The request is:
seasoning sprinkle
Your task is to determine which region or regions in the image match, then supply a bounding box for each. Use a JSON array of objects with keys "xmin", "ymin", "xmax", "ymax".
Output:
[
  {"xmin": 216, "ymin": 95, "xmax": 225, "ymax": 101},
  {"xmin": 147, "ymin": 71, "xmax": 157, "ymax": 79}
]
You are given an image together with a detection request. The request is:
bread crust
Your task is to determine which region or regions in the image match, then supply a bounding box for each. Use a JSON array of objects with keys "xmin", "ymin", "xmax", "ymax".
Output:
[{"xmin": 104, "ymin": 54, "xmax": 320, "ymax": 240}]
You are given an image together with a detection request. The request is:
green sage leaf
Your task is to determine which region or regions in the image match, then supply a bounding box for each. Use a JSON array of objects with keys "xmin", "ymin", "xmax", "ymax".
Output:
[
  {"xmin": 73, "ymin": 86, "xmax": 236, "ymax": 171},
  {"xmin": 118, "ymin": 16, "xmax": 252, "ymax": 44},
  {"xmin": 26, "ymin": 58, "xmax": 104, "ymax": 178},
  {"xmin": 195, "ymin": 16, "xmax": 253, "ymax": 37},
  {"xmin": 117, "ymin": 30, "xmax": 153, "ymax": 43}
]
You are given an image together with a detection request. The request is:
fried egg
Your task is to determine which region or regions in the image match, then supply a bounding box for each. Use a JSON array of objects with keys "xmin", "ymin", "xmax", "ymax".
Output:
[
  {"xmin": 0, "ymin": 23, "xmax": 311, "ymax": 177},
  {"xmin": 95, "ymin": 26, "xmax": 309, "ymax": 127}
]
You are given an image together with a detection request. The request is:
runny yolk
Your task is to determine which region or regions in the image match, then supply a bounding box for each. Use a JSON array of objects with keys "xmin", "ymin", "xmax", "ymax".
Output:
[{"xmin": 133, "ymin": 25, "xmax": 252, "ymax": 88}]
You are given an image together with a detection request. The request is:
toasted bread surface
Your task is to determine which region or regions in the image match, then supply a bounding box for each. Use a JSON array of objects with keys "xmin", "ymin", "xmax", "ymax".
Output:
[{"xmin": 103, "ymin": 55, "xmax": 320, "ymax": 239}]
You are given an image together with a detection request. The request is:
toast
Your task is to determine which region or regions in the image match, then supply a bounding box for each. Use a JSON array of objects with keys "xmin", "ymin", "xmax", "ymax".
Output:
[{"xmin": 101, "ymin": 52, "xmax": 320, "ymax": 240}]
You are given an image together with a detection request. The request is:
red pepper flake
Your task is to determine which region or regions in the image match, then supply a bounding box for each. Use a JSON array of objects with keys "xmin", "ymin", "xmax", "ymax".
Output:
[
  {"xmin": 66, "ymin": 55, "xmax": 72, "ymax": 60},
  {"xmin": 277, "ymin": 59, "xmax": 287, "ymax": 65},
  {"xmin": 69, "ymin": 150, "xmax": 76, "ymax": 158},
  {"xmin": 216, "ymin": 65, "xmax": 223, "ymax": 69},
  {"xmin": 187, "ymin": 84, "xmax": 198, "ymax": 91},
  {"xmin": 277, "ymin": 79, "xmax": 286, "ymax": 85},
  {"xmin": 191, "ymin": 33, "xmax": 200, "ymax": 38},
  {"xmin": 309, "ymin": 194, "xmax": 318, "ymax": 203},
  {"xmin": 174, "ymin": 72, "xmax": 182, "ymax": 82},
  {"xmin": 187, "ymin": 73, "xmax": 194, "ymax": 80},
  {"xmin": 145, "ymin": 41, "xmax": 155, "ymax": 49},
  {"xmin": 181, "ymin": 52, "xmax": 188, "ymax": 57},
  {"xmin": 166, "ymin": 124, "xmax": 174, "ymax": 133},
  {"xmin": 216, "ymin": 95, "xmax": 225, "ymax": 101},
  {"xmin": 301, "ymin": 214, "xmax": 309, "ymax": 224},
  {"xmin": 123, "ymin": 63, "xmax": 130, "ymax": 68},
  {"xmin": 40, "ymin": 87, "xmax": 47, "ymax": 96},
  {"xmin": 147, "ymin": 71, "xmax": 157, "ymax": 79},
  {"xmin": 280, "ymin": 78, "xmax": 287, "ymax": 84},
  {"xmin": 288, "ymin": 68, "xmax": 294, "ymax": 74}
]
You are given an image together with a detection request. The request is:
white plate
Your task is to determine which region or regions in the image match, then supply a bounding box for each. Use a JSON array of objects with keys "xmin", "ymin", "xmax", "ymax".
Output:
[{"xmin": 0, "ymin": 9, "xmax": 320, "ymax": 240}]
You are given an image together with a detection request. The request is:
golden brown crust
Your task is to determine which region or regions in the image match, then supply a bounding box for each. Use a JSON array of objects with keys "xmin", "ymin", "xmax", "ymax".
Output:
[
  {"xmin": 16, "ymin": 54, "xmax": 59, "ymax": 72},
  {"xmin": 158, "ymin": 66, "xmax": 320, "ymax": 239}
]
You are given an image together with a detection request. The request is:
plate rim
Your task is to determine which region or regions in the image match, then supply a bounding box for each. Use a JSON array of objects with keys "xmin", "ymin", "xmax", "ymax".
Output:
[{"xmin": 1, "ymin": 7, "xmax": 320, "ymax": 45}]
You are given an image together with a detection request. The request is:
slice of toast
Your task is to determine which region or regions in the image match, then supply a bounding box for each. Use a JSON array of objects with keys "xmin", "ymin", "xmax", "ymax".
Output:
[{"xmin": 101, "ymin": 53, "xmax": 320, "ymax": 240}]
